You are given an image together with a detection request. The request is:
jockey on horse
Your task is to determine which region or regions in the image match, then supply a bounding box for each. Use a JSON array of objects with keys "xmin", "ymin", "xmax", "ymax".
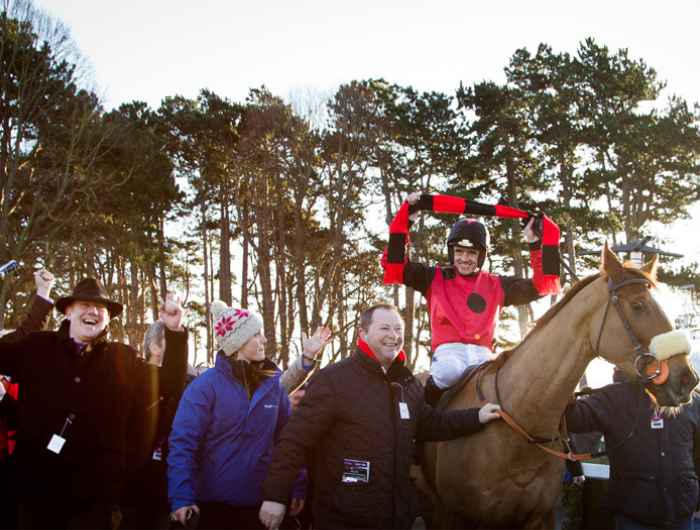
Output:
[{"xmin": 382, "ymin": 192, "xmax": 561, "ymax": 406}]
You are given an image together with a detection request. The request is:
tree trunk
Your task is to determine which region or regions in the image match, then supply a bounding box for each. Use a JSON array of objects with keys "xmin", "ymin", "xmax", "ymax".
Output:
[
  {"xmin": 219, "ymin": 202, "xmax": 232, "ymax": 304},
  {"xmin": 201, "ymin": 204, "xmax": 213, "ymax": 364},
  {"xmin": 240, "ymin": 206, "xmax": 250, "ymax": 308},
  {"xmin": 158, "ymin": 216, "xmax": 168, "ymax": 300}
]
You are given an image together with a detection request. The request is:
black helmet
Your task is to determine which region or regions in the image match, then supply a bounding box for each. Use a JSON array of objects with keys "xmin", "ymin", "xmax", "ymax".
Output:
[{"xmin": 447, "ymin": 219, "xmax": 489, "ymax": 267}]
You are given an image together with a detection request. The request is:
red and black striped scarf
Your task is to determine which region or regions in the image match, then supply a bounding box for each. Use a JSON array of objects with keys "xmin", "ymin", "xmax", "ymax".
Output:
[{"xmin": 384, "ymin": 193, "xmax": 561, "ymax": 293}]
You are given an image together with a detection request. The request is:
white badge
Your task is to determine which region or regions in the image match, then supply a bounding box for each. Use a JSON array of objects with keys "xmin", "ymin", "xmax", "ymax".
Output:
[
  {"xmin": 47, "ymin": 434, "xmax": 66, "ymax": 454},
  {"xmin": 399, "ymin": 402, "xmax": 410, "ymax": 420},
  {"xmin": 651, "ymin": 415, "xmax": 664, "ymax": 430},
  {"xmin": 342, "ymin": 458, "xmax": 370, "ymax": 483}
]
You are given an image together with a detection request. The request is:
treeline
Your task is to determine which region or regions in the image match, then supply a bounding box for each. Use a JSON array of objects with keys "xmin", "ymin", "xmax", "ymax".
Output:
[{"xmin": 2, "ymin": 0, "xmax": 699, "ymax": 368}]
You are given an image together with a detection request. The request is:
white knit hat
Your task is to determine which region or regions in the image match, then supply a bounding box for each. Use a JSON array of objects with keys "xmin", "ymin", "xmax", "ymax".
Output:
[{"xmin": 211, "ymin": 301, "xmax": 264, "ymax": 356}]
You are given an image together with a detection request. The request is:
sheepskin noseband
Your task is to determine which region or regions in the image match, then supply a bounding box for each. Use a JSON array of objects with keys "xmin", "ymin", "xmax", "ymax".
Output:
[{"xmin": 650, "ymin": 330, "xmax": 692, "ymax": 361}]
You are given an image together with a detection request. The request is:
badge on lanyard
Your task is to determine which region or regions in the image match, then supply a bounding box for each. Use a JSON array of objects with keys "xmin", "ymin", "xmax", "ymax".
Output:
[
  {"xmin": 399, "ymin": 402, "xmax": 410, "ymax": 420},
  {"xmin": 342, "ymin": 458, "xmax": 370, "ymax": 483},
  {"xmin": 47, "ymin": 434, "xmax": 66, "ymax": 454},
  {"xmin": 651, "ymin": 414, "xmax": 664, "ymax": 429},
  {"xmin": 47, "ymin": 414, "xmax": 75, "ymax": 454}
]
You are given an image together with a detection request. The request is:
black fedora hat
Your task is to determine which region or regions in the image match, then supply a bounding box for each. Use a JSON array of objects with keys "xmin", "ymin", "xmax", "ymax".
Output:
[{"xmin": 55, "ymin": 278, "xmax": 123, "ymax": 318}]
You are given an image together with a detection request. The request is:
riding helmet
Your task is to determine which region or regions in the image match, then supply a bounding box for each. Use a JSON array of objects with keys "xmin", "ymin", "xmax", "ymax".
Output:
[{"xmin": 447, "ymin": 218, "xmax": 489, "ymax": 268}]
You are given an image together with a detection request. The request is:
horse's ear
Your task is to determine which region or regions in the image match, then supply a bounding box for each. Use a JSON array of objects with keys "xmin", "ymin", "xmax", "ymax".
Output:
[
  {"xmin": 641, "ymin": 254, "xmax": 659, "ymax": 281},
  {"xmin": 601, "ymin": 242, "xmax": 624, "ymax": 281}
]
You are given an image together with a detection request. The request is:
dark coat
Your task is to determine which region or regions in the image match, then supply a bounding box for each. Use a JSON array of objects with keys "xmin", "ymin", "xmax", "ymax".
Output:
[
  {"xmin": 0, "ymin": 294, "xmax": 54, "ymax": 457},
  {"xmin": 0, "ymin": 294, "xmax": 53, "ymax": 344},
  {"xmin": 124, "ymin": 328, "xmax": 188, "ymax": 505},
  {"xmin": 263, "ymin": 348, "xmax": 483, "ymax": 530},
  {"xmin": 0, "ymin": 320, "xmax": 153, "ymax": 505},
  {"xmin": 565, "ymin": 382, "xmax": 700, "ymax": 528}
]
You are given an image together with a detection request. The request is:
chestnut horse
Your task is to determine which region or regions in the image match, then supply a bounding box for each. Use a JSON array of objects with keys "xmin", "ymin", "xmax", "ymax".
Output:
[{"xmin": 423, "ymin": 246, "xmax": 699, "ymax": 529}]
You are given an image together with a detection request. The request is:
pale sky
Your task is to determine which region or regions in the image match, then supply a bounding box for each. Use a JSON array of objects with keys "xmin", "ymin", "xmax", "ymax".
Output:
[
  {"xmin": 39, "ymin": 0, "xmax": 700, "ymax": 111},
  {"xmin": 37, "ymin": 0, "xmax": 700, "ymax": 378}
]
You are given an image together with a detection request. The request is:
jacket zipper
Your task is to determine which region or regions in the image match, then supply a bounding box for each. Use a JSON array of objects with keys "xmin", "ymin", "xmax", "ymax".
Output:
[{"xmin": 388, "ymin": 376, "xmax": 402, "ymax": 527}]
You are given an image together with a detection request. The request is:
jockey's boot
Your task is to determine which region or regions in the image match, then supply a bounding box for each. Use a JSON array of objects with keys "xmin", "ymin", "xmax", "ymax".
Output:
[{"xmin": 424, "ymin": 376, "xmax": 446, "ymax": 407}]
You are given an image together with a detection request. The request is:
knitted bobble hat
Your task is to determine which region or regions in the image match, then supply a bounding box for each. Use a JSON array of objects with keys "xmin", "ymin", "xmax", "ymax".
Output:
[{"xmin": 211, "ymin": 300, "xmax": 264, "ymax": 356}]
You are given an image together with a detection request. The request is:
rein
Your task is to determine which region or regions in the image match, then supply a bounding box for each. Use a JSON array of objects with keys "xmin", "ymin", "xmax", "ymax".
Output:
[{"xmin": 495, "ymin": 408, "xmax": 593, "ymax": 462}]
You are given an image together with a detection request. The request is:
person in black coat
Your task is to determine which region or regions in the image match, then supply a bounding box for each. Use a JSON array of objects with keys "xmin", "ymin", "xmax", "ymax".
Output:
[
  {"xmin": 0, "ymin": 278, "xmax": 154, "ymax": 529},
  {"xmin": 0, "ymin": 269, "xmax": 55, "ymax": 530},
  {"xmin": 121, "ymin": 294, "xmax": 189, "ymax": 530},
  {"xmin": 259, "ymin": 303, "xmax": 501, "ymax": 530},
  {"xmin": 565, "ymin": 369, "xmax": 700, "ymax": 530}
]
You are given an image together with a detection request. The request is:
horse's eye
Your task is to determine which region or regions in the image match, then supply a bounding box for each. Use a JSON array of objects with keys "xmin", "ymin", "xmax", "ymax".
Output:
[{"xmin": 631, "ymin": 301, "xmax": 646, "ymax": 312}]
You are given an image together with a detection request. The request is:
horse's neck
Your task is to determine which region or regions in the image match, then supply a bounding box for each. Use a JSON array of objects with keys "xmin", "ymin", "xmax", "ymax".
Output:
[{"xmin": 496, "ymin": 280, "xmax": 606, "ymax": 435}]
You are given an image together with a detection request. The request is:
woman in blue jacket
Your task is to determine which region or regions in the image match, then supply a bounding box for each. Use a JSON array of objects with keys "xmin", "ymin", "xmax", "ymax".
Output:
[{"xmin": 168, "ymin": 301, "xmax": 305, "ymax": 529}]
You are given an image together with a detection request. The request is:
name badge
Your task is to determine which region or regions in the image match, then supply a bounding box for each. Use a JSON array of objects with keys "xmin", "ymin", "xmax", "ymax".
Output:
[
  {"xmin": 47, "ymin": 434, "xmax": 66, "ymax": 454},
  {"xmin": 342, "ymin": 459, "xmax": 370, "ymax": 483},
  {"xmin": 651, "ymin": 415, "xmax": 664, "ymax": 429},
  {"xmin": 399, "ymin": 402, "xmax": 410, "ymax": 420}
]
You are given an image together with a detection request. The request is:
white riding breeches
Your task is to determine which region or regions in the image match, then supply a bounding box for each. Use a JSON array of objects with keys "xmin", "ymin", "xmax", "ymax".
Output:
[{"xmin": 430, "ymin": 342, "xmax": 496, "ymax": 389}]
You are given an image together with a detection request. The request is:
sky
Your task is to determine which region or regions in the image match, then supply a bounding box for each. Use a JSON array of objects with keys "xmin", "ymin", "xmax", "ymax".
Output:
[{"xmin": 36, "ymin": 0, "xmax": 700, "ymax": 379}]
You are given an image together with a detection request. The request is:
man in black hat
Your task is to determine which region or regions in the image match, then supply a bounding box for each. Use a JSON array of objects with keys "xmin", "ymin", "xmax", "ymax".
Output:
[{"xmin": 0, "ymin": 277, "xmax": 153, "ymax": 529}]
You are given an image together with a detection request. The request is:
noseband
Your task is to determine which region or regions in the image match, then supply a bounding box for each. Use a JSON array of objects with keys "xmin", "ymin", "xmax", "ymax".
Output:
[{"xmin": 594, "ymin": 276, "xmax": 659, "ymax": 383}]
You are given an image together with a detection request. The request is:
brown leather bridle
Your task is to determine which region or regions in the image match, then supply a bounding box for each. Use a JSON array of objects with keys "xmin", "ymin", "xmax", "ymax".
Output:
[{"xmin": 593, "ymin": 276, "xmax": 661, "ymax": 384}]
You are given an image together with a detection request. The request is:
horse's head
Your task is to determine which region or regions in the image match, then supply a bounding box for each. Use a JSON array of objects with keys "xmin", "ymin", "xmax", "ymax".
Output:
[{"xmin": 591, "ymin": 244, "xmax": 698, "ymax": 407}]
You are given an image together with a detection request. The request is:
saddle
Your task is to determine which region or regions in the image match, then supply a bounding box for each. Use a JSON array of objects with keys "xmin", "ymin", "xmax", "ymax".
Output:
[{"xmin": 435, "ymin": 363, "xmax": 485, "ymax": 411}]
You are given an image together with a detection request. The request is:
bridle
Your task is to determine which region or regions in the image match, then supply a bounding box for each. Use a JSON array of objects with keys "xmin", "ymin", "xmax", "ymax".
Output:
[{"xmin": 593, "ymin": 276, "xmax": 660, "ymax": 384}]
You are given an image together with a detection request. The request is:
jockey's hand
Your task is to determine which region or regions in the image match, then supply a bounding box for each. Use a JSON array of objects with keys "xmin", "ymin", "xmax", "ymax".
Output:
[
  {"xmin": 259, "ymin": 501, "xmax": 286, "ymax": 530},
  {"xmin": 523, "ymin": 217, "xmax": 540, "ymax": 244},
  {"xmin": 478, "ymin": 402, "xmax": 502, "ymax": 424},
  {"xmin": 406, "ymin": 192, "xmax": 423, "ymax": 221},
  {"xmin": 406, "ymin": 192, "xmax": 422, "ymax": 205},
  {"xmin": 573, "ymin": 475, "xmax": 586, "ymax": 486}
]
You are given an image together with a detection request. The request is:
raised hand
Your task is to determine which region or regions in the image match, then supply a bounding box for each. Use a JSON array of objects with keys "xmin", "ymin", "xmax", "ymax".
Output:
[
  {"xmin": 406, "ymin": 192, "xmax": 422, "ymax": 205},
  {"xmin": 302, "ymin": 325, "xmax": 332, "ymax": 360},
  {"xmin": 523, "ymin": 217, "xmax": 540, "ymax": 244},
  {"xmin": 159, "ymin": 292, "xmax": 185, "ymax": 332},
  {"xmin": 34, "ymin": 268, "xmax": 55, "ymax": 300}
]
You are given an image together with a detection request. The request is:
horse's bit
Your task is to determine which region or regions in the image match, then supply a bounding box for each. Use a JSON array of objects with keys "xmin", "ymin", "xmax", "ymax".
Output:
[{"xmin": 593, "ymin": 276, "xmax": 660, "ymax": 384}]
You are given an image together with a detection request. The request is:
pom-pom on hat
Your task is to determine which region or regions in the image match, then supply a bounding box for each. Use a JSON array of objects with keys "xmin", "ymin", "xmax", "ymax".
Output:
[{"xmin": 210, "ymin": 300, "xmax": 264, "ymax": 356}]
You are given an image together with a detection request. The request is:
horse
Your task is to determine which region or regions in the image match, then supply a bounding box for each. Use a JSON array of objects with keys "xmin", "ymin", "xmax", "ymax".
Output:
[{"xmin": 423, "ymin": 245, "xmax": 699, "ymax": 529}]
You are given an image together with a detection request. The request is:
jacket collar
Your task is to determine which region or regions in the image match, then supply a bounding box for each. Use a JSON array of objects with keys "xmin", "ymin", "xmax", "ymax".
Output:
[
  {"xmin": 354, "ymin": 338, "xmax": 412, "ymax": 381},
  {"xmin": 357, "ymin": 338, "xmax": 406, "ymax": 366},
  {"xmin": 214, "ymin": 351, "xmax": 279, "ymax": 378}
]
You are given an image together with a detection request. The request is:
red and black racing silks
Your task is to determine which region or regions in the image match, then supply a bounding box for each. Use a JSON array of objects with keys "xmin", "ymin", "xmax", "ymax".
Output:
[{"xmin": 384, "ymin": 193, "xmax": 561, "ymax": 295}]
